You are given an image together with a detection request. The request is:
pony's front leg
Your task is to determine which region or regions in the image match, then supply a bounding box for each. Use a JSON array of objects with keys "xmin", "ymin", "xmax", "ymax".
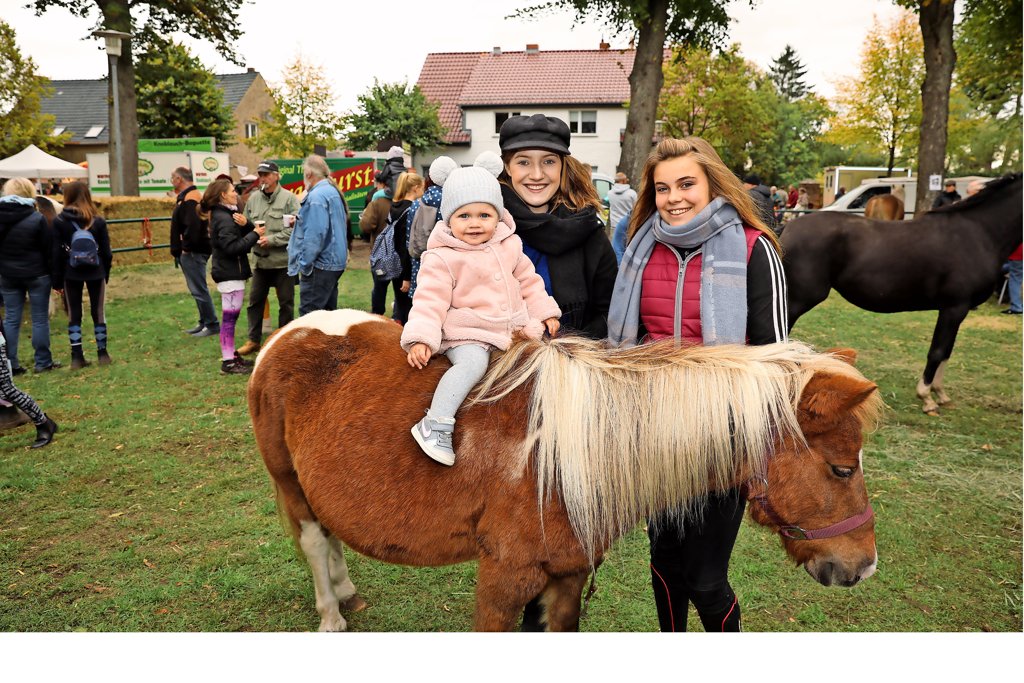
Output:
[
  {"xmin": 473, "ymin": 559, "xmax": 546, "ymax": 632},
  {"xmin": 327, "ymin": 535, "xmax": 367, "ymax": 612},
  {"xmin": 536, "ymin": 571, "xmax": 591, "ymax": 632},
  {"xmin": 299, "ymin": 520, "xmax": 346, "ymax": 632}
]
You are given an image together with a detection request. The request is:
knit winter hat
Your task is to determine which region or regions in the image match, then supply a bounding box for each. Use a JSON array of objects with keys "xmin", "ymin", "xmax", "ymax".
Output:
[
  {"xmin": 439, "ymin": 156, "xmax": 504, "ymax": 221},
  {"xmin": 428, "ymin": 156, "xmax": 458, "ymax": 187},
  {"xmin": 387, "ymin": 145, "xmax": 404, "ymax": 160}
]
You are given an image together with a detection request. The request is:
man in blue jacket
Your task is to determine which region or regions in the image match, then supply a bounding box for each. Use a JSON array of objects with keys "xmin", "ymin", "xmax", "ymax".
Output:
[{"xmin": 288, "ymin": 155, "xmax": 348, "ymax": 315}]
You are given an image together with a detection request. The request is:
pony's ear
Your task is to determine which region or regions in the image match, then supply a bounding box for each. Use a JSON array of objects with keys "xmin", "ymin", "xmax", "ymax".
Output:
[
  {"xmin": 827, "ymin": 348, "xmax": 858, "ymax": 366},
  {"xmin": 799, "ymin": 371, "xmax": 878, "ymax": 430}
]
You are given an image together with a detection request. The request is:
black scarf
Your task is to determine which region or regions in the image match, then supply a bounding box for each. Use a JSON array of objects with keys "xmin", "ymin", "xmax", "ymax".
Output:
[{"xmin": 501, "ymin": 184, "xmax": 604, "ymax": 330}]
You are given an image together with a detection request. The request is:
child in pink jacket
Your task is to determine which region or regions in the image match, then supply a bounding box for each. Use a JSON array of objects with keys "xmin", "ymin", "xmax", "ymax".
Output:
[{"xmin": 401, "ymin": 158, "xmax": 561, "ymax": 466}]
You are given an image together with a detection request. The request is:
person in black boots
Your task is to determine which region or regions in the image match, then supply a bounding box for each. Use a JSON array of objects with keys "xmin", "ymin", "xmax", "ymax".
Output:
[
  {"xmin": 52, "ymin": 181, "xmax": 113, "ymax": 370},
  {"xmin": 1, "ymin": 328, "xmax": 57, "ymax": 448}
]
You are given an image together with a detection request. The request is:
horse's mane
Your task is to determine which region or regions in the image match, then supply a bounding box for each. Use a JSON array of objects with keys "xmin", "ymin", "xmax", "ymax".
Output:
[
  {"xmin": 930, "ymin": 173, "xmax": 1022, "ymax": 214},
  {"xmin": 472, "ymin": 336, "xmax": 882, "ymax": 560}
]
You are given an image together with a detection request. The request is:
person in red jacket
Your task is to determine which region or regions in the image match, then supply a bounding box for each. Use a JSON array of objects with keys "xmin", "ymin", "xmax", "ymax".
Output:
[{"xmin": 607, "ymin": 137, "xmax": 787, "ymax": 632}]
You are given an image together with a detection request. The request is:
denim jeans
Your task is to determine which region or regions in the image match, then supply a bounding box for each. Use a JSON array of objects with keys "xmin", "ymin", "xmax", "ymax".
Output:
[
  {"xmin": 179, "ymin": 252, "xmax": 218, "ymax": 328},
  {"xmin": 1009, "ymin": 259, "xmax": 1022, "ymax": 313},
  {"xmin": 0, "ymin": 274, "xmax": 54, "ymax": 371},
  {"xmin": 298, "ymin": 268, "xmax": 344, "ymax": 316}
]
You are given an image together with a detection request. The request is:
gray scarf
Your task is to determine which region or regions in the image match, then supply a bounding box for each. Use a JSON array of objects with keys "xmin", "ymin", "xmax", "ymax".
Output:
[{"xmin": 607, "ymin": 197, "xmax": 748, "ymax": 347}]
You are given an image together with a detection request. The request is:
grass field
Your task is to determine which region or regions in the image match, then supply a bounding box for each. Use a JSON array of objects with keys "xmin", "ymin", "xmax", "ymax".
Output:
[{"xmin": 0, "ymin": 252, "xmax": 1020, "ymax": 632}]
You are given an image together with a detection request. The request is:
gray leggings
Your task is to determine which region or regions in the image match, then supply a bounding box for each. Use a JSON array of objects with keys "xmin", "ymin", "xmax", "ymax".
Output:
[{"xmin": 430, "ymin": 344, "xmax": 490, "ymax": 420}]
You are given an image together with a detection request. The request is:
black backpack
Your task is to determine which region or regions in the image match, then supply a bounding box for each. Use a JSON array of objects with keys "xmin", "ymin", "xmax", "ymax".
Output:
[{"xmin": 369, "ymin": 207, "xmax": 409, "ymax": 282}]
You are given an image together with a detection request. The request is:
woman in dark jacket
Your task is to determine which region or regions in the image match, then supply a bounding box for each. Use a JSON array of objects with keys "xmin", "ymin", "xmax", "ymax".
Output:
[
  {"xmin": 0, "ymin": 178, "xmax": 59, "ymax": 374},
  {"xmin": 607, "ymin": 137, "xmax": 788, "ymax": 632},
  {"xmin": 497, "ymin": 115, "xmax": 618, "ymax": 341},
  {"xmin": 383, "ymin": 171, "xmax": 423, "ymax": 324},
  {"xmin": 52, "ymin": 181, "xmax": 113, "ymax": 370},
  {"xmin": 199, "ymin": 178, "xmax": 264, "ymax": 375}
]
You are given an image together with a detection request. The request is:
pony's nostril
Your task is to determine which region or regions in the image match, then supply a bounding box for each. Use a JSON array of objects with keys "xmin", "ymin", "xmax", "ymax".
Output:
[{"xmin": 817, "ymin": 562, "xmax": 834, "ymax": 587}]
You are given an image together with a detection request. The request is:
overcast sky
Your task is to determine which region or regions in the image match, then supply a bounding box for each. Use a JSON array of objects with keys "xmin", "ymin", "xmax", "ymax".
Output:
[{"xmin": 7, "ymin": 0, "xmax": 908, "ymax": 111}]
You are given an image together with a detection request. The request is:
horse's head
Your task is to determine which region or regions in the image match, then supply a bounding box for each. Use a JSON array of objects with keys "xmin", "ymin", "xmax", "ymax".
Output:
[{"xmin": 747, "ymin": 349, "xmax": 882, "ymax": 588}]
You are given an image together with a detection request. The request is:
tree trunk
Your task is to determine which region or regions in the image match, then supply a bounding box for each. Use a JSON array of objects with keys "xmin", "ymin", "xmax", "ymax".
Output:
[
  {"xmin": 617, "ymin": 0, "xmax": 668, "ymax": 185},
  {"xmin": 914, "ymin": 0, "xmax": 956, "ymax": 215},
  {"xmin": 99, "ymin": 0, "xmax": 139, "ymax": 196}
]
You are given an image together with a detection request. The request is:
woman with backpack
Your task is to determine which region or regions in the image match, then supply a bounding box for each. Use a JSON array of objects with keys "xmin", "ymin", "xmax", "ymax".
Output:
[
  {"xmin": 199, "ymin": 178, "xmax": 265, "ymax": 375},
  {"xmin": 52, "ymin": 181, "xmax": 113, "ymax": 370},
  {"xmin": 372, "ymin": 172, "xmax": 423, "ymax": 324}
]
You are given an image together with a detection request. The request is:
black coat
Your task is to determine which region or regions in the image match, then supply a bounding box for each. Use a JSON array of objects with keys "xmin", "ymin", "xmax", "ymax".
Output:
[
  {"xmin": 209, "ymin": 205, "xmax": 258, "ymax": 282},
  {"xmin": 747, "ymin": 184, "xmax": 777, "ymax": 232},
  {"xmin": 52, "ymin": 208, "xmax": 113, "ymax": 287},
  {"xmin": 0, "ymin": 199, "xmax": 53, "ymax": 280},
  {"xmin": 170, "ymin": 186, "xmax": 210, "ymax": 256},
  {"xmin": 389, "ymin": 199, "xmax": 413, "ymax": 281},
  {"xmin": 933, "ymin": 190, "xmax": 961, "ymax": 209}
]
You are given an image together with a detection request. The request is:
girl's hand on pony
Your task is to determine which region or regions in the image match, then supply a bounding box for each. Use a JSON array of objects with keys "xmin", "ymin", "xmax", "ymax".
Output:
[
  {"xmin": 407, "ymin": 343, "xmax": 432, "ymax": 369},
  {"xmin": 544, "ymin": 317, "xmax": 560, "ymax": 337}
]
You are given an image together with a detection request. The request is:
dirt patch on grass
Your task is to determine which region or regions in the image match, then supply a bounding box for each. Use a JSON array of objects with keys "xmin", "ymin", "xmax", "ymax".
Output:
[{"xmin": 962, "ymin": 315, "xmax": 1020, "ymax": 331}]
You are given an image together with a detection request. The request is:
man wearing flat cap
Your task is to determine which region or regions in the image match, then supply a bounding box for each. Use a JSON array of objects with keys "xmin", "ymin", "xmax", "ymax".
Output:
[{"xmin": 238, "ymin": 160, "xmax": 301, "ymax": 356}]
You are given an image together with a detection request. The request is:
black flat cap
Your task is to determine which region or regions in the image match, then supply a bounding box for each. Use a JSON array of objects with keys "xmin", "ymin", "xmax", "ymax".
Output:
[
  {"xmin": 257, "ymin": 161, "xmax": 280, "ymax": 173},
  {"xmin": 499, "ymin": 114, "xmax": 571, "ymax": 156},
  {"xmin": 743, "ymin": 173, "xmax": 762, "ymax": 186}
]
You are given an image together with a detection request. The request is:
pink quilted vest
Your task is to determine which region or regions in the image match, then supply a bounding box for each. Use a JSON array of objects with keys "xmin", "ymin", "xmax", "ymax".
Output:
[{"xmin": 639, "ymin": 226, "xmax": 762, "ymax": 344}]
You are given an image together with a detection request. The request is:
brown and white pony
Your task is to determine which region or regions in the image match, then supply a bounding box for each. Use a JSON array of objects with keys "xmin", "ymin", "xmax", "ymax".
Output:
[
  {"xmin": 864, "ymin": 194, "xmax": 905, "ymax": 221},
  {"xmin": 248, "ymin": 310, "xmax": 882, "ymax": 632}
]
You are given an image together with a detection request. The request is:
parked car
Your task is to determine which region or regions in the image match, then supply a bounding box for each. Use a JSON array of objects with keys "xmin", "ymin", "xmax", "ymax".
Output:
[{"xmin": 591, "ymin": 171, "xmax": 614, "ymax": 228}]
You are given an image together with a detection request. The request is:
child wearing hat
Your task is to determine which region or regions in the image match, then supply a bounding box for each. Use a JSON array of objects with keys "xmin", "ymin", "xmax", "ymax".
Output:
[{"xmin": 400, "ymin": 154, "xmax": 561, "ymax": 466}]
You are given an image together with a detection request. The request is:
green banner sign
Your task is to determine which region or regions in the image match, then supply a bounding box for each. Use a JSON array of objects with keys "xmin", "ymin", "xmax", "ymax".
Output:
[{"xmin": 138, "ymin": 137, "xmax": 216, "ymax": 153}]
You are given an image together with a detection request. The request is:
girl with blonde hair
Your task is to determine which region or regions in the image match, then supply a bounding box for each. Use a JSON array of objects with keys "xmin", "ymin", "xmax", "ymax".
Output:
[{"xmin": 608, "ymin": 137, "xmax": 787, "ymax": 632}]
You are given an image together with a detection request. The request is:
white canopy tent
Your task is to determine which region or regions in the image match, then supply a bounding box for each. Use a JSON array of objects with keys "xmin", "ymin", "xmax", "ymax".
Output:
[{"xmin": 0, "ymin": 144, "xmax": 88, "ymax": 179}]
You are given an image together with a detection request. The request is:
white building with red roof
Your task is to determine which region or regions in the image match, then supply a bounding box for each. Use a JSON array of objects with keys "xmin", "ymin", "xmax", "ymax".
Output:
[{"xmin": 414, "ymin": 43, "xmax": 637, "ymax": 175}]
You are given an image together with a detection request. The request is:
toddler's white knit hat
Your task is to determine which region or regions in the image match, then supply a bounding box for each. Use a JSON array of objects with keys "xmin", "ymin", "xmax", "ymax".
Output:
[{"xmin": 439, "ymin": 152, "xmax": 504, "ymax": 221}]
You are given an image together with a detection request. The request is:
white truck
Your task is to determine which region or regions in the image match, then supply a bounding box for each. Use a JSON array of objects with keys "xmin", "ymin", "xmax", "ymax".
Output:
[{"xmin": 820, "ymin": 176, "xmax": 993, "ymax": 219}]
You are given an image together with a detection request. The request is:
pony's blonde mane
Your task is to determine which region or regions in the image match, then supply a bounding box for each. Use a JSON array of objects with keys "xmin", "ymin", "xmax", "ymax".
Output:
[{"xmin": 473, "ymin": 336, "xmax": 880, "ymax": 561}]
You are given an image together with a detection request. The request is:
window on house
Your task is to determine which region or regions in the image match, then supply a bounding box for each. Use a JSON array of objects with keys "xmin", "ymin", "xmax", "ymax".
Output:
[
  {"xmin": 52, "ymin": 126, "xmax": 66, "ymax": 136},
  {"xmin": 568, "ymin": 110, "xmax": 597, "ymax": 135},
  {"xmin": 494, "ymin": 111, "xmax": 521, "ymax": 134},
  {"xmin": 84, "ymin": 126, "xmax": 104, "ymax": 138},
  {"xmin": 245, "ymin": 122, "xmax": 259, "ymax": 139}
]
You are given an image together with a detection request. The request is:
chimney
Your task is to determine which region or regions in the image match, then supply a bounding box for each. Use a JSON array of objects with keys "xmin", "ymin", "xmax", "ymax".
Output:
[
  {"xmin": 599, "ymin": 41, "xmax": 610, "ymax": 50},
  {"xmin": 493, "ymin": 46, "xmax": 502, "ymax": 56},
  {"xmin": 525, "ymin": 44, "xmax": 539, "ymax": 55},
  {"xmin": 247, "ymin": 66, "xmax": 255, "ymax": 73}
]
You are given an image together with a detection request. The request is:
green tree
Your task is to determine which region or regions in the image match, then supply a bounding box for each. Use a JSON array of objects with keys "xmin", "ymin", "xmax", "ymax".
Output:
[
  {"xmin": 827, "ymin": 10, "xmax": 924, "ymax": 175},
  {"xmin": 29, "ymin": 0, "xmax": 244, "ymax": 195},
  {"xmin": 658, "ymin": 44, "xmax": 774, "ymax": 172},
  {"xmin": 750, "ymin": 90, "xmax": 833, "ymax": 187},
  {"xmin": 954, "ymin": 0, "xmax": 1022, "ymax": 172},
  {"xmin": 511, "ymin": 0, "xmax": 750, "ymax": 184},
  {"xmin": 134, "ymin": 37, "xmax": 235, "ymax": 149},
  {"xmin": 0, "ymin": 20, "xmax": 70, "ymax": 158},
  {"xmin": 246, "ymin": 55, "xmax": 340, "ymax": 157},
  {"xmin": 768, "ymin": 44, "xmax": 809, "ymax": 100},
  {"xmin": 341, "ymin": 80, "xmax": 446, "ymax": 156}
]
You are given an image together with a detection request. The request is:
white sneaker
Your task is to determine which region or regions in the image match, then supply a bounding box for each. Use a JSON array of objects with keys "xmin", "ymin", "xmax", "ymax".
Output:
[{"xmin": 411, "ymin": 414, "xmax": 456, "ymax": 466}]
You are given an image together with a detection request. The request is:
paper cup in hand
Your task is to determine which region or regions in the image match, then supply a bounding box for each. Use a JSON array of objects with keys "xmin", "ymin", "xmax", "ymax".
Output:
[{"xmin": 283, "ymin": 214, "xmax": 296, "ymax": 228}]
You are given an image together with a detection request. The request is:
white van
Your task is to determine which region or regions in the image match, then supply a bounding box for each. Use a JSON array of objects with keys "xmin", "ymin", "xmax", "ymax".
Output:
[{"xmin": 821, "ymin": 176, "xmax": 994, "ymax": 219}]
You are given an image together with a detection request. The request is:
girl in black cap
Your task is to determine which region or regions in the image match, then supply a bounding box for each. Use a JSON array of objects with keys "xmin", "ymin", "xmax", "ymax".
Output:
[{"xmin": 497, "ymin": 114, "xmax": 618, "ymax": 340}]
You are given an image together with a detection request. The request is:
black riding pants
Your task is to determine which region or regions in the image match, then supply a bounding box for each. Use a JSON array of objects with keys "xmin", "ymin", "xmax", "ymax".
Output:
[{"xmin": 649, "ymin": 488, "xmax": 746, "ymax": 632}]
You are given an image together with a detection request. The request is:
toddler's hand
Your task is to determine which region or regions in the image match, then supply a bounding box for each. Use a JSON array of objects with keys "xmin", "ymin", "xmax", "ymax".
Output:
[
  {"xmin": 544, "ymin": 317, "xmax": 560, "ymax": 337},
  {"xmin": 407, "ymin": 343, "xmax": 431, "ymax": 369}
]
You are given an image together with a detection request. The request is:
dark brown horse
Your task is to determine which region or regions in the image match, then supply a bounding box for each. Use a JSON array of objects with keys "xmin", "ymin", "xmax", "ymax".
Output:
[
  {"xmin": 249, "ymin": 310, "xmax": 882, "ymax": 631},
  {"xmin": 782, "ymin": 173, "xmax": 1022, "ymax": 414}
]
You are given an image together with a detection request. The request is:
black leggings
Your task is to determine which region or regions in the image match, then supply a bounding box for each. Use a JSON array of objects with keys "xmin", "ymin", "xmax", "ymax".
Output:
[
  {"xmin": 64, "ymin": 279, "xmax": 107, "ymax": 350},
  {"xmin": 648, "ymin": 488, "xmax": 746, "ymax": 632}
]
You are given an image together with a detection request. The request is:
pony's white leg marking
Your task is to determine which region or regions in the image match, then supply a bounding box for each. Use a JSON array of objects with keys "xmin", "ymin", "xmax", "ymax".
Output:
[
  {"xmin": 253, "ymin": 309, "xmax": 386, "ymax": 370},
  {"xmin": 932, "ymin": 360, "xmax": 952, "ymax": 404},
  {"xmin": 327, "ymin": 535, "xmax": 358, "ymax": 603},
  {"xmin": 299, "ymin": 520, "xmax": 346, "ymax": 632},
  {"xmin": 916, "ymin": 377, "xmax": 939, "ymax": 414}
]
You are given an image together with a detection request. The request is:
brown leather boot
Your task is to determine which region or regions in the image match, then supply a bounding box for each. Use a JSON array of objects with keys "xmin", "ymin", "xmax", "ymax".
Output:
[{"xmin": 236, "ymin": 340, "xmax": 261, "ymax": 356}]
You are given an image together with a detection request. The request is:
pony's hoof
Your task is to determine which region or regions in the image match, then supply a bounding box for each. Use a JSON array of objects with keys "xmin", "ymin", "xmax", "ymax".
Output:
[
  {"xmin": 342, "ymin": 595, "xmax": 368, "ymax": 612},
  {"xmin": 925, "ymin": 409, "xmax": 940, "ymax": 417},
  {"xmin": 318, "ymin": 614, "xmax": 347, "ymax": 632}
]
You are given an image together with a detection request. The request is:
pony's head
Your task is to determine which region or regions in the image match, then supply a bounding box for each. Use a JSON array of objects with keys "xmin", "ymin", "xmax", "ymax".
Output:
[{"xmin": 746, "ymin": 349, "xmax": 882, "ymax": 587}]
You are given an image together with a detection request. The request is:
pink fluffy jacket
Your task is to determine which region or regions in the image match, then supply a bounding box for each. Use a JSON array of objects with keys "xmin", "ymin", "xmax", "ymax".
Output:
[{"xmin": 400, "ymin": 210, "xmax": 561, "ymax": 354}]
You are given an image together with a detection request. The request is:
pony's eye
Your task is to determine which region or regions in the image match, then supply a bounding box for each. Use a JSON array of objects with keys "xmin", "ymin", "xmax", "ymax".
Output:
[{"xmin": 831, "ymin": 465, "xmax": 855, "ymax": 479}]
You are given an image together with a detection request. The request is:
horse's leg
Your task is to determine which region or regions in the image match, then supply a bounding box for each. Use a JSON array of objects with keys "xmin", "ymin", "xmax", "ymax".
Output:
[
  {"xmin": 916, "ymin": 306, "xmax": 969, "ymax": 414},
  {"xmin": 473, "ymin": 559, "xmax": 546, "ymax": 632},
  {"xmin": 931, "ymin": 359, "xmax": 953, "ymax": 405},
  {"xmin": 298, "ymin": 520, "xmax": 346, "ymax": 632},
  {"xmin": 534, "ymin": 572, "xmax": 591, "ymax": 632},
  {"xmin": 327, "ymin": 535, "xmax": 367, "ymax": 612}
]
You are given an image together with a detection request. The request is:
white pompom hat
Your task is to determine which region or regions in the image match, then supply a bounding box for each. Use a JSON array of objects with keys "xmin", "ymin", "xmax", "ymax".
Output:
[
  {"xmin": 428, "ymin": 156, "xmax": 458, "ymax": 187},
  {"xmin": 439, "ymin": 152, "xmax": 504, "ymax": 221}
]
